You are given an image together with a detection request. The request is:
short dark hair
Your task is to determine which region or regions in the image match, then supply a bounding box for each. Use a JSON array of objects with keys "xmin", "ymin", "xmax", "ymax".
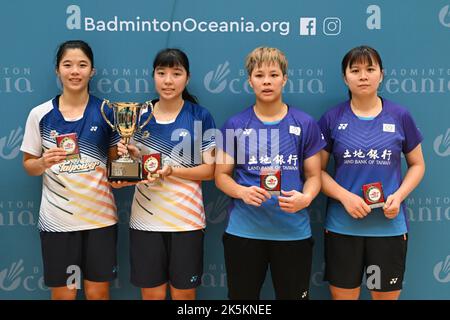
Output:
[
  {"xmin": 341, "ymin": 45, "xmax": 383, "ymax": 98},
  {"xmin": 341, "ymin": 45, "xmax": 383, "ymax": 74}
]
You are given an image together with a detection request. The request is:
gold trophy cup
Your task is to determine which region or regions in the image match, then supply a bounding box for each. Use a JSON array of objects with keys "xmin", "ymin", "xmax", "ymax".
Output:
[{"xmin": 101, "ymin": 99, "xmax": 154, "ymax": 181}]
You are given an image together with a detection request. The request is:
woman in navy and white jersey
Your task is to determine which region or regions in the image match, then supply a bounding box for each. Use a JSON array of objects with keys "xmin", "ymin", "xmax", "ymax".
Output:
[
  {"xmin": 21, "ymin": 40, "xmax": 119, "ymax": 300},
  {"xmin": 115, "ymin": 48, "xmax": 216, "ymax": 300}
]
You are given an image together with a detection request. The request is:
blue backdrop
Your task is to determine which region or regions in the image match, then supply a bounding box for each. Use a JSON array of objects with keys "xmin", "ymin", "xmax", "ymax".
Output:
[{"xmin": 0, "ymin": 0, "xmax": 449, "ymax": 299}]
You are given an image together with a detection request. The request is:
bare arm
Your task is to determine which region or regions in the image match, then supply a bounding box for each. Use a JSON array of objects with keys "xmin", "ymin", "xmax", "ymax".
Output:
[
  {"xmin": 214, "ymin": 148, "xmax": 270, "ymax": 206},
  {"xmin": 320, "ymin": 149, "xmax": 371, "ymax": 219},
  {"xmin": 23, "ymin": 148, "xmax": 66, "ymax": 176},
  {"xmin": 278, "ymin": 152, "xmax": 322, "ymax": 213},
  {"xmin": 302, "ymin": 152, "xmax": 322, "ymax": 202},
  {"xmin": 170, "ymin": 148, "xmax": 215, "ymax": 181},
  {"xmin": 383, "ymin": 144, "xmax": 425, "ymax": 218},
  {"xmin": 117, "ymin": 140, "xmax": 215, "ymax": 182}
]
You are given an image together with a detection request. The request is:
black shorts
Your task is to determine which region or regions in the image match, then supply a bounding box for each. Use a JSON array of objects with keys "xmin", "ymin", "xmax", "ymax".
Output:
[
  {"xmin": 39, "ymin": 224, "xmax": 118, "ymax": 288},
  {"xmin": 129, "ymin": 228, "xmax": 204, "ymax": 289},
  {"xmin": 324, "ymin": 230, "xmax": 408, "ymax": 292},
  {"xmin": 223, "ymin": 232, "xmax": 313, "ymax": 300}
]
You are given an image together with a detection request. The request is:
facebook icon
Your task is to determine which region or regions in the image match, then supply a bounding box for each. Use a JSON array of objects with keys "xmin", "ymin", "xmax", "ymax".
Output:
[{"xmin": 299, "ymin": 17, "xmax": 316, "ymax": 35}]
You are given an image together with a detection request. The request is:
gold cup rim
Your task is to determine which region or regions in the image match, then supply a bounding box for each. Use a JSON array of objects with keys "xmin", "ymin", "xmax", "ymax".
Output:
[{"xmin": 111, "ymin": 102, "xmax": 144, "ymax": 107}]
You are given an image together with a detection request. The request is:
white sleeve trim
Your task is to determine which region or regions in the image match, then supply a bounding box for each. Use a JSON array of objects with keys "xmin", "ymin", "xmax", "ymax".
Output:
[{"xmin": 20, "ymin": 100, "xmax": 54, "ymax": 157}]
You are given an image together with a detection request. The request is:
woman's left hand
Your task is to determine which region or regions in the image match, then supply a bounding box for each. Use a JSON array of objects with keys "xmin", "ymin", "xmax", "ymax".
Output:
[
  {"xmin": 157, "ymin": 165, "xmax": 173, "ymax": 178},
  {"xmin": 383, "ymin": 193, "xmax": 402, "ymax": 219},
  {"xmin": 278, "ymin": 190, "xmax": 312, "ymax": 213}
]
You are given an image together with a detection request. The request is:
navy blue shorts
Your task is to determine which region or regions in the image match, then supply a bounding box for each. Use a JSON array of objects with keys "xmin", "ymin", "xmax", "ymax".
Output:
[
  {"xmin": 324, "ymin": 230, "xmax": 408, "ymax": 292},
  {"xmin": 223, "ymin": 232, "xmax": 313, "ymax": 300},
  {"xmin": 129, "ymin": 228, "xmax": 204, "ymax": 289},
  {"xmin": 40, "ymin": 224, "xmax": 118, "ymax": 288}
]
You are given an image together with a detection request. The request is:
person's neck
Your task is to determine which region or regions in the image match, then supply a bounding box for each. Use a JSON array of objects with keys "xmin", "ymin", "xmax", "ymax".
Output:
[
  {"xmin": 350, "ymin": 95, "xmax": 381, "ymax": 117},
  {"xmin": 60, "ymin": 91, "xmax": 89, "ymax": 109},
  {"xmin": 254, "ymin": 100, "xmax": 287, "ymax": 122},
  {"xmin": 59, "ymin": 91, "xmax": 89, "ymax": 119},
  {"xmin": 154, "ymin": 97, "xmax": 184, "ymax": 121}
]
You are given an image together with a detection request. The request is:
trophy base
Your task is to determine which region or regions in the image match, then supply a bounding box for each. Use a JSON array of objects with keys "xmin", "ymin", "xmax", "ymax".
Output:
[{"xmin": 108, "ymin": 160, "xmax": 142, "ymax": 181}]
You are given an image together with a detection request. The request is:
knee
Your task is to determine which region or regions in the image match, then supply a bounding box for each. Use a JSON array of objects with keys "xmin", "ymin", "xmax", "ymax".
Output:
[
  {"xmin": 329, "ymin": 285, "xmax": 360, "ymax": 300},
  {"xmin": 51, "ymin": 288, "xmax": 77, "ymax": 300},
  {"xmin": 141, "ymin": 286, "xmax": 167, "ymax": 300},
  {"xmin": 85, "ymin": 286, "xmax": 109, "ymax": 300},
  {"xmin": 170, "ymin": 289, "xmax": 196, "ymax": 300}
]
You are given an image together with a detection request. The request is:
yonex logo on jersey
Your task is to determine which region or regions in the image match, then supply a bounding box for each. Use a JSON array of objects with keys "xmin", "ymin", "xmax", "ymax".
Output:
[
  {"xmin": 243, "ymin": 129, "xmax": 253, "ymax": 135},
  {"xmin": 190, "ymin": 275, "xmax": 198, "ymax": 283},
  {"xmin": 90, "ymin": 126, "xmax": 98, "ymax": 132},
  {"xmin": 390, "ymin": 278, "xmax": 398, "ymax": 285},
  {"xmin": 383, "ymin": 123, "xmax": 395, "ymax": 133},
  {"xmin": 289, "ymin": 125, "xmax": 301, "ymax": 136},
  {"xmin": 301, "ymin": 290, "xmax": 308, "ymax": 299},
  {"xmin": 338, "ymin": 123, "xmax": 348, "ymax": 130},
  {"xmin": 179, "ymin": 131, "xmax": 188, "ymax": 137}
]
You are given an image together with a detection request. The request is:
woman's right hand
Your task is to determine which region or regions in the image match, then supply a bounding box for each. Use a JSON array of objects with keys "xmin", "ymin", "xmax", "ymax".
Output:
[
  {"xmin": 117, "ymin": 139, "xmax": 140, "ymax": 159},
  {"xmin": 240, "ymin": 186, "xmax": 272, "ymax": 207},
  {"xmin": 340, "ymin": 191, "xmax": 371, "ymax": 219},
  {"xmin": 41, "ymin": 147, "xmax": 67, "ymax": 169}
]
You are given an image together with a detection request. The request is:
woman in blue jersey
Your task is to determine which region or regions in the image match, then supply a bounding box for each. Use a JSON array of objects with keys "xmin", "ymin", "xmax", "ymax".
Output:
[
  {"xmin": 215, "ymin": 47, "xmax": 324, "ymax": 300},
  {"xmin": 20, "ymin": 40, "xmax": 119, "ymax": 300},
  {"xmin": 115, "ymin": 48, "xmax": 216, "ymax": 300},
  {"xmin": 318, "ymin": 45, "xmax": 425, "ymax": 300}
]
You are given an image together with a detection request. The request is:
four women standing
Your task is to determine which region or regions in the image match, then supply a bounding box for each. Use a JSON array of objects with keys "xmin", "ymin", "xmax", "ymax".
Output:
[{"xmin": 21, "ymin": 42, "xmax": 424, "ymax": 300}]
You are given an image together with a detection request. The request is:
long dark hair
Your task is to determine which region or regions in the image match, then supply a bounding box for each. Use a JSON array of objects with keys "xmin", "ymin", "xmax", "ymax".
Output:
[
  {"xmin": 152, "ymin": 48, "xmax": 198, "ymax": 104},
  {"xmin": 56, "ymin": 40, "xmax": 94, "ymax": 69},
  {"xmin": 55, "ymin": 40, "xmax": 94, "ymax": 92},
  {"xmin": 341, "ymin": 45, "xmax": 383, "ymax": 98}
]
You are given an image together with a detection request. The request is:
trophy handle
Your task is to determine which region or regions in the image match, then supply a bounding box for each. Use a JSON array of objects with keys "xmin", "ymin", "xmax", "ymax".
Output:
[
  {"xmin": 138, "ymin": 101, "xmax": 154, "ymax": 131},
  {"xmin": 100, "ymin": 99, "xmax": 115, "ymax": 130}
]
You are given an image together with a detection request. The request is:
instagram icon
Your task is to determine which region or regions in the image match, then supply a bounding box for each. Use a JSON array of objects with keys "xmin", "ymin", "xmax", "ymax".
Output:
[{"xmin": 323, "ymin": 17, "xmax": 341, "ymax": 35}]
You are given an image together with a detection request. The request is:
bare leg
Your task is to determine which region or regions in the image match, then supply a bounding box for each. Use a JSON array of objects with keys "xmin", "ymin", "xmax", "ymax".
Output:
[
  {"xmin": 371, "ymin": 290, "xmax": 401, "ymax": 300},
  {"xmin": 84, "ymin": 280, "xmax": 110, "ymax": 300},
  {"xmin": 169, "ymin": 285, "xmax": 196, "ymax": 300},
  {"xmin": 141, "ymin": 283, "xmax": 168, "ymax": 300},
  {"xmin": 329, "ymin": 285, "xmax": 361, "ymax": 300},
  {"xmin": 51, "ymin": 286, "xmax": 77, "ymax": 300}
]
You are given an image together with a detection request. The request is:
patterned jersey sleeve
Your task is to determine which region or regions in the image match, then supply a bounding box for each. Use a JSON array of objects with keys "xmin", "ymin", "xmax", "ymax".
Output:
[
  {"xmin": 201, "ymin": 109, "xmax": 216, "ymax": 152},
  {"xmin": 20, "ymin": 107, "xmax": 43, "ymax": 157}
]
